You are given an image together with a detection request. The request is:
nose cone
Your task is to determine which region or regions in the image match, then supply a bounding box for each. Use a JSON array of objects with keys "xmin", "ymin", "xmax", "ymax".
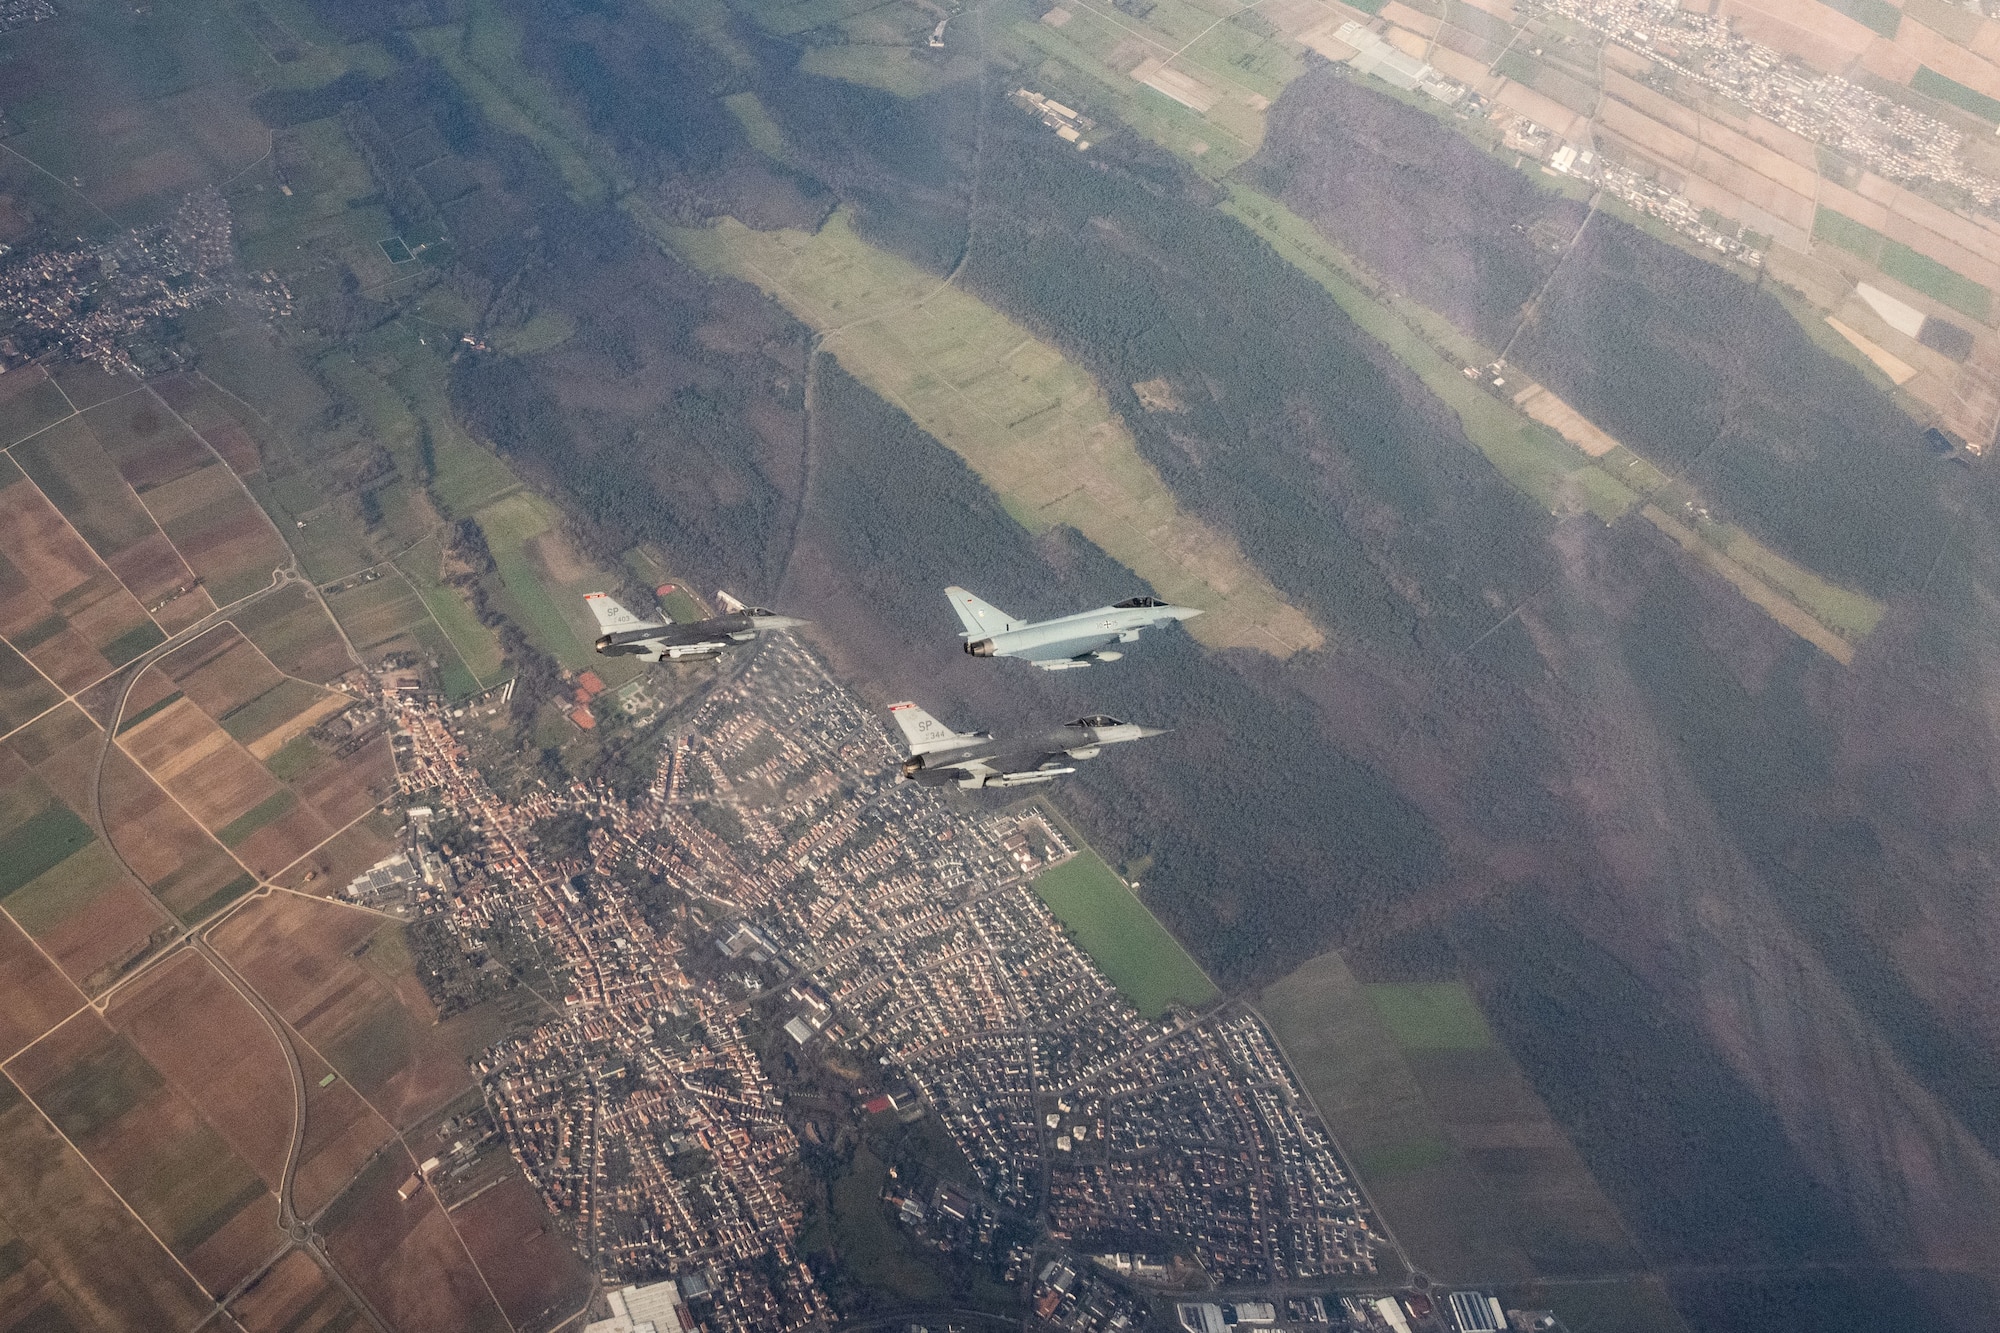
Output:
[
  {"xmin": 753, "ymin": 615, "xmax": 808, "ymax": 632},
  {"xmin": 1171, "ymin": 606, "xmax": 1204, "ymax": 621},
  {"xmin": 1133, "ymin": 725, "xmax": 1171, "ymax": 739}
]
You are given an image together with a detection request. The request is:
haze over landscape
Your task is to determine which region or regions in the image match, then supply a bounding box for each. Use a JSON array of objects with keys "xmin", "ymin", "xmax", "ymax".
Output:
[{"xmin": 1, "ymin": 0, "xmax": 1999, "ymax": 1331}]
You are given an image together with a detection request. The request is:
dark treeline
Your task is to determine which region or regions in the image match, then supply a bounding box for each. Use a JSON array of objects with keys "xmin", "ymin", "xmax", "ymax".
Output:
[{"xmin": 1251, "ymin": 71, "xmax": 1585, "ymax": 349}]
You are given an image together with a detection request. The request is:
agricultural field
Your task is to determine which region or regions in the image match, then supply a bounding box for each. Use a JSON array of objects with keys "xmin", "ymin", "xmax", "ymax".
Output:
[
  {"xmin": 107, "ymin": 950, "xmax": 295, "ymax": 1189},
  {"xmin": 1261, "ymin": 952, "xmax": 1652, "ymax": 1283},
  {"xmin": 226, "ymin": 1248, "xmax": 369, "ymax": 1333},
  {"xmin": 0, "ymin": 1075, "xmax": 210, "ymax": 1331},
  {"xmin": 0, "ymin": 914, "xmax": 84, "ymax": 1065},
  {"xmin": 473, "ymin": 490, "xmax": 636, "ymax": 674},
  {"xmin": 0, "ymin": 453, "xmax": 168, "ymax": 691},
  {"xmin": 7, "ymin": 1010, "xmax": 279, "ymax": 1294},
  {"xmin": 227, "ymin": 584, "xmax": 355, "ymax": 687},
  {"xmin": 81, "ymin": 391, "xmax": 291, "ymax": 607},
  {"xmin": 1030, "ymin": 849, "xmax": 1219, "ymax": 1018},
  {"xmin": 667, "ymin": 211, "xmax": 1323, "ymax": 658},
  {"xmin": 208, "ymin": 893, "xmax": 541, "ymax": 1131},
  {"xmin": 0, "ymin": 365, "xmax": 76, "ymax": 451},
  {"xmin": 117, "ymin": 690, "xmax": 336, "ymax": 880},
  {"xmin": 1366, "ymin": 981, "xmax": 1496, "ymax": 1051},
  {"xmin": 0, "ymin": 706, "xmax": 178, "ymax": 992},
  {"xmin": 0, "ymin": 639, "xmax": 61, "ymax": 737},
  {"xmin": 317, "ymin": 1145, "xmax": 511, "ymax": 1333},
  {"xmin": 448, "ymin": 1174, "xmax": 595, "ymax": 1331},
  {"xmin": 287, "ymin": 1042, "xmax": 396, "ymax": 1221},
  {"xmin": 9, "ymin": 410, "xmax": 204, "ymax": 626}
]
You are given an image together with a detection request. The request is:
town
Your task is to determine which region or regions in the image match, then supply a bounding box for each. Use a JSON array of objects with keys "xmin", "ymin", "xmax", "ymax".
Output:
[
  {"xmin": 0, "ymin": 187, "xmax": 291, "ymax": 374},
  {"xmin": 366, "ymin": 633, "xmax": 1546, "ymax": 1332},
  {"xmin": 1529, "ymin": 0, "xmax": 1999, "ymax": 214}
]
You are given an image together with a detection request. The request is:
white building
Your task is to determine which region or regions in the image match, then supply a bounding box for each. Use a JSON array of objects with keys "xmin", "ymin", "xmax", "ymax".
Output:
[{"xmin": 586, "ymin": 1281, "xmax": 693, "ymax": 1333}]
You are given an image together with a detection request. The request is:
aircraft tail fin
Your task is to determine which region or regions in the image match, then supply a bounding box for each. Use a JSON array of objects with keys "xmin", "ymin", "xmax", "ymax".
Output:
[
  {"xmin": 584, "ymin": 593, "xmax": 662, "ymax": 636},
  {"xmin": 889, "ymin": 702, "xmax": 974, "ymax": 755},
  {"xmin": 945, "ymin": 587, "xmax": 1021, "ymax": 637}
]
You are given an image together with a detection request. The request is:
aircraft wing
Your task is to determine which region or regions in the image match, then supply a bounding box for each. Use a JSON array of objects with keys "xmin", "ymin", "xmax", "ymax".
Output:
[{"xmin": 1010, "ymin": 630, "xmax": 1121, "ymax": 663}]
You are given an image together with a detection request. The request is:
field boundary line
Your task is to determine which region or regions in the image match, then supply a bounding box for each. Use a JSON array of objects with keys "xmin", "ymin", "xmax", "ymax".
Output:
[
  {"xmin": 0, "ymin": 408, "xmax": 78, "ymax": 454},
  {"xmin": 9, "ymin": 462, "xmax": 178, "ymax": 640},
  {"xmin": 7, "ymin": 427, "xmax": 201, "ymax": 639},
  {"xmin": 266, "ymin": 805, "xmax": 394, "ymax": 885},
  {"xmin": 2, "ymin": 1063, "xmax": 223, "ymax": 1324},
  {"xmin": 0, "ymin": 143, "xmax": 117, "ymax": 226},
  {"xmin": 388, "ymin": 556, "xmax": 490, "ymax": 689},
  {"xmin": 0, "ymin": 994, "xmax": 92, "ymax": 1067}
]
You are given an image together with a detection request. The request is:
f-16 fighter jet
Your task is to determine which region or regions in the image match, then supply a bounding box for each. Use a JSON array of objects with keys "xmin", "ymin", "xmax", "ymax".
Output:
[
  {"xmin": 946, "ymin": 586, "xmax": 1202, "ymax": 670},
  {"xmin": 889, "ymin": 701, "xmax": 1167, "ymax": 788},
  {"xmin": 586, "ymin": 590, "xmax": 805, "ymax": 663}
]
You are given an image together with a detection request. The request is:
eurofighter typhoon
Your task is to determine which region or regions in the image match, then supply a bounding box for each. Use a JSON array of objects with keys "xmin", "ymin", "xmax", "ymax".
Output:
[
  {"xmin": 890, "ymin": 701, "xmax": 1166, "ymax": 788},
  {"xmin": 586, "ymin": 590, "xmax": 804, "ymax": 663},
  {"xmin": 948, "ymin": 586, "xmax": 1202, "ymax": 669}
]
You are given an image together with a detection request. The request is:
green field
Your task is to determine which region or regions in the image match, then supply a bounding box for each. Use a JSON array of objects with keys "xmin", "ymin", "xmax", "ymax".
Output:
[
  {"xmin": 1879, "ymin": 240, "xmax": 1991, "ymax": 321},
  {"xmin": 1262, "ymin": 953, "xmax": 1649, "ymax": 1280},
  {"xmin": 219, "ymin": 678, "xmax": 328, "ymax": 743},
  {"xmin": 0, "ymin": 804, "xmax": 98, "ymax": 897},
  {"xmin": 218, "ymin": 789, "xmax": 298, "ymax": 848},
  {"xmin": 3, "ymin": 841, "xmax": 124, "ymax": 935},
  {"xmin": 1366, "ymin": 983, "xmax": 1495, "ymax": 1050},
  {"xmin": 1913, "ymin": 64, "xmax": 2000, "ymax": 123},
  {"xmin": 1813, "ymin": 207, "xmax": 1884, "ymax": 260},
  {"xmin": 474, "ymin": 491, "xmax": 601, "ymax": 671},
  {"xmin": 663, "ymin": 209, "xmax": 1321, "ymax": 657},
  {"xmin": 1030, "ymin": 850, "xmax": 1218, "ymax": 1018},
  {"xmin": 1822, "ymin": 0, "xmax": 1901, "ymax": 36}
]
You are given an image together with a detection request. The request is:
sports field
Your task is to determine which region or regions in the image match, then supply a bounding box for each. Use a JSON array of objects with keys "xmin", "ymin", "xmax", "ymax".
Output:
[
  {"xmin": 1030, "ymin": 850, "xmax": 1218, "ymax": 1018},
  {"xmin": 663, "ymin": 210, "xmax": 1323, "ymax": 658}
]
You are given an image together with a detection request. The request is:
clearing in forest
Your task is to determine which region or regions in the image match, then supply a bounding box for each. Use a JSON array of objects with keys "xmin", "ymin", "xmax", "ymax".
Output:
[{"xmin": 663, "ymin": 210, "xmax": 1324, "ymax": 658}]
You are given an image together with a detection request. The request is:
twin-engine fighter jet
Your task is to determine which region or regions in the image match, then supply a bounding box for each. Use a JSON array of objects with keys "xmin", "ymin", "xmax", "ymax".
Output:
[
  {"xmin": 890, "ymin": 701, "xmax": 1166, "ymax": 789},
  {"xmin": 947, "ymin": 586, "xmax": 1201, "ymax": 670},
  {"xmin": 586, "ymin": 590, "xmax": 804, "ymax": 663}
]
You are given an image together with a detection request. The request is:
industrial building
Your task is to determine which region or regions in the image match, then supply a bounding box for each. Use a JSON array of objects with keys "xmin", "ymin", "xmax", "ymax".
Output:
[
  {"xmin": 1449, "ymin": 1289, "xmax": 1508, "ymax": 1333},
  {"xmin": 585, "ymin": 1281, "xmax": 693, "ymax": 1333}
]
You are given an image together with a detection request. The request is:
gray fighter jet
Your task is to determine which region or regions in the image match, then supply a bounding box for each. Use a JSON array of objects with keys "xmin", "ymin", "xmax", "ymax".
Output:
[
  {"xmin": 889, "ymin": 700, "xmax": 1167, "ymax": 788},
  {"xmin": 947, "ymin": 586, "xmax": 1202, "ymax": 670},
  {"xmin": 586, "ymin": 590, "xmax": 804, "ymax": 663}
]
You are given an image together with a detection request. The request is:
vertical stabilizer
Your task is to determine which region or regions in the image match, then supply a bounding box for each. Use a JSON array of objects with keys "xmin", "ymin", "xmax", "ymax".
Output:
[
  {"xmin": 585, "ymin": 593, "xmax": 663, "ymax": 635},
  {"xmin": 889, "ymin": 701, "xmax": 975, "ymax": 754},
  {"xmin": 945, "ymin": 587, "xmax": 1022, "ymax": 637}
]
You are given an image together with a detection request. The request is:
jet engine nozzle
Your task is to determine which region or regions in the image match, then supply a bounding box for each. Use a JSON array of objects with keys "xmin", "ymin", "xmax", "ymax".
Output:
[
  {"xmin": 965, "ymin": 639, "xmax": 996, "ymax": 657},
  {"xmin": 595, "ymin": 633, "xmax": 614, "ymax": 652},
  {"xmin": 899, "ymin": 755, "xmax": 925, "ymax": 779}
]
